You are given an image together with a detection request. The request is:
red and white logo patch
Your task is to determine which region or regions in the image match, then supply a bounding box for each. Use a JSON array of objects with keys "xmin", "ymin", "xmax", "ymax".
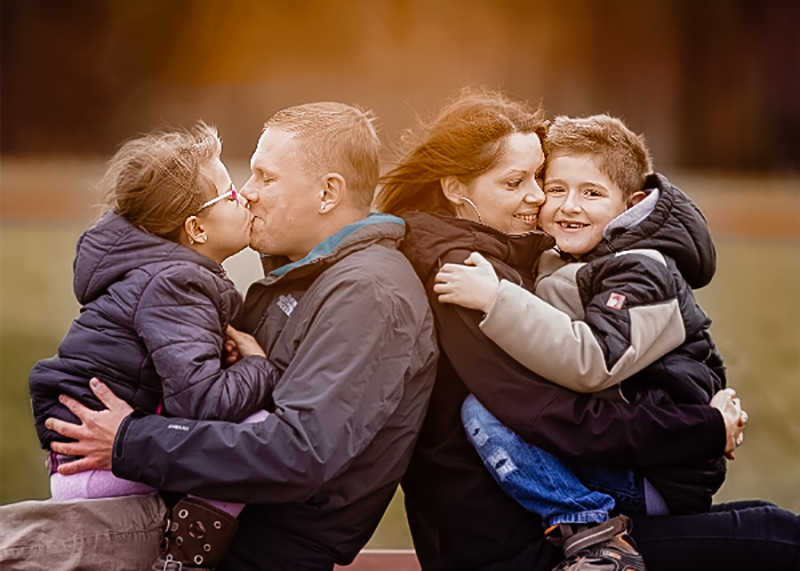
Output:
[{"xmin": 606, "ymin": 292, "xmax": 626, "ymax": 310}]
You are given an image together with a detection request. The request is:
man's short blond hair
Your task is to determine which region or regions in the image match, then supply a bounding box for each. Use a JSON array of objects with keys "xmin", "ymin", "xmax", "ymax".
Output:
[{"xmin": 265, "ymin": 102, "xmax": 380, "ymax": 210}]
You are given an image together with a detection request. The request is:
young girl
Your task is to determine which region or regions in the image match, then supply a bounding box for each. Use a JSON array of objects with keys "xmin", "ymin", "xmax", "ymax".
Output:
[{"xmin": 28, "ymin": 123, "xmax": 278, "ymax": 569}]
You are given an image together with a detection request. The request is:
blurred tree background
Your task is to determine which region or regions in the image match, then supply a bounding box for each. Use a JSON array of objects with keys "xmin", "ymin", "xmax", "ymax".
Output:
[{"xmin": 1, "ymin": 0, "xmax": 798, "ymax": 546}]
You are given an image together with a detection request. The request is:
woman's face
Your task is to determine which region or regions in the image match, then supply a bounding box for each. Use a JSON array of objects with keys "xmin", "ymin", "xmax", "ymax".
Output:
[{"xmin": 451, "ymin": 132, "xmax": 546, "ymax": 235}]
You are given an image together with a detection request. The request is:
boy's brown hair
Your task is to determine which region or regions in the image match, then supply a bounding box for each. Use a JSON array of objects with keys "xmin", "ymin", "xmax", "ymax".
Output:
[
  {"xmin": 544, "ymin": 114, "xmax": 653, "ymax": 200},
  {"xmin": 101, "ymin": 121, "xmax": 222, "ymax": 242}
]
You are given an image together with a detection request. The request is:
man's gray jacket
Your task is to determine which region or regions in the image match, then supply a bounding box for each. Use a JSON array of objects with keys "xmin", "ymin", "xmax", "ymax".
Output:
[{"xmin": 111, "ymin": 214, "xmax": 438, "ymax": 567}]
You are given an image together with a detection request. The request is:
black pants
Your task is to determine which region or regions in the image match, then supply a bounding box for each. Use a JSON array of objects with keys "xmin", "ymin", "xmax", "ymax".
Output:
[
  {"xmin": 631, "ymin": 500, "xmax": 800, "ymax": 571},
  {"xmin": 222, "ymin": 500, "xmax": 800, "ymax": 571},
  {"xmin": 482, "ymin": 500, "xmax": 799, "ymax": 571}
]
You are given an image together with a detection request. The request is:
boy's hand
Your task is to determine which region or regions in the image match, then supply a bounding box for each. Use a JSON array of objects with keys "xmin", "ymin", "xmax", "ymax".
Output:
[
  {"xmin": 225, "ymin": 325, "xmax": 266, "ymax": 359},
  {"xmin": 45, "ymin": 378, "xmax": 131, "ymax": 474},
  {"xmin": 434, "ymin": 252, "xmax": 499, "ymax": 313},
  {"xmin": 710, "ymin": 387, "xmax": 749, "ymax": 460}
]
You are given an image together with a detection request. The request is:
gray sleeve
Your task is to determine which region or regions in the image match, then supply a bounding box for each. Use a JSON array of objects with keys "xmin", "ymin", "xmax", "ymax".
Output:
[{"xmin": 113, "ymin": 276, "xmax": 418, "ymax": 503}]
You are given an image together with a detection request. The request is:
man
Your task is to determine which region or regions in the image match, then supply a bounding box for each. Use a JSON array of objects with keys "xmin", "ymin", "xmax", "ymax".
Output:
[{"xmin": 17, "ymin": 102, "xmax": 439, "ymax": 571}]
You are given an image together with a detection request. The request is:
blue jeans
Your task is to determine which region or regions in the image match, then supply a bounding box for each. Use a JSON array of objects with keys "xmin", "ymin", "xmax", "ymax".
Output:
[{"xmin": 462, "ymin": 394, "xmax": 645, "ymax": 527}]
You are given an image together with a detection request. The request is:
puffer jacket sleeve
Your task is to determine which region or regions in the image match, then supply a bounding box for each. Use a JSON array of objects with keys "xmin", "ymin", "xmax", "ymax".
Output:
[
  {"xmin": 479, "ymin": 250, "xmax": 686, "ymax": 393},
  {"xmin": 134, "ymin": 264, "xmax": 279, "ymax": 422},
  {"xmin": 433, "ymin": 249, "xmax": 726, "ymax": 468},
  {"xmin": 113, "ymin": 272, "xmax": 427, "ymax": 503}
]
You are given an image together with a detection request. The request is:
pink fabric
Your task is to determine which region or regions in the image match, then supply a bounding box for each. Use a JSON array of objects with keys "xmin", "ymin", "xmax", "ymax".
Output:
[{"xmin": 50, "ymin": 470, "xmax": 154, "ymax": 502}]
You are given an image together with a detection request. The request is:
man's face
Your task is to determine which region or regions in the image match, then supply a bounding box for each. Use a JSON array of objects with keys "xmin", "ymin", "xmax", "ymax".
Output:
[{"xmin": 241, "ymin": 128, "xmax": 322, "ymax": 261}]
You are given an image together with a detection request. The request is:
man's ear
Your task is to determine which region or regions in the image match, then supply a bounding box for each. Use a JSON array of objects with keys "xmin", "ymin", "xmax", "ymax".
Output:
[
  {"xmin": 628, "ymin": 190, "xmax": 647, "ymax": 208},
  {"xmin": 319, "ymin": 173, "xmax": 346, "ymax": 213},
  {"xmin": 440, "ymin": 176, "xmax": 466, "ymax": 206},
  {"xmin": 184, "ymin": 215, "xmax": 207, "ymax": 244}
]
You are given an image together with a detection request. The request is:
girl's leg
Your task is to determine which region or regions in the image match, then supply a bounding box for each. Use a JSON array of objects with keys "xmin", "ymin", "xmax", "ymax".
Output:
[{"xmin": 462, "ymin": 394, "xmax": 614, "ymax": 527}]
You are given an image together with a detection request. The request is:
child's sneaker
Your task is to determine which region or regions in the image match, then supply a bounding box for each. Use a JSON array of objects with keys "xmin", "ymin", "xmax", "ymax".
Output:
[{"xmin": 547, "ymin": 515, "xmax": 646, "ymax": 571}]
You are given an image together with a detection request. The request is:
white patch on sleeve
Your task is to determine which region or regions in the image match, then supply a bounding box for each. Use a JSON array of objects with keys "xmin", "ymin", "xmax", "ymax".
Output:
[{"xmin": 488, "ymin": 448, "xmax": 517, "ymax": 480}]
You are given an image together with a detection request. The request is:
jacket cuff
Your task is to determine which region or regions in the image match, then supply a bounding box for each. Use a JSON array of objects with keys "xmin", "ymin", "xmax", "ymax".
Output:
[{"xmin": 111, "ymin": 409, "xmax": 144, "ymax": 476}]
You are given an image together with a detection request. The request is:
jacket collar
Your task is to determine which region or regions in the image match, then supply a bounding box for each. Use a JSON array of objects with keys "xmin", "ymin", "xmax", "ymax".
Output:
[{"xmin": 257, "ymin": 213, "xmax": 406, "ymax": 283}]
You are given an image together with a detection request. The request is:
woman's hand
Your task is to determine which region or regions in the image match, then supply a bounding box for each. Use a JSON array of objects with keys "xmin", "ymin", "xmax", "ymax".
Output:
[
  {"xmin": 225, "ymin": 325, "xmax": 266, "ymax": 359},
  {"xmin": 434, "ymin": 252, "xmax": 500, "ymax": 313},
  {"xmin": 45, "ymin": 378, "xmax": 132, "ymax": 474},
  {"xmin": 710, "ymin": 387, "xmax": 749, "ymax": 460}
]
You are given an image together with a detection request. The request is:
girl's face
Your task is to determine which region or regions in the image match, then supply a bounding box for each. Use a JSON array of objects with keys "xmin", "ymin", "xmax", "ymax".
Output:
[
  {"xmin": 193, "ymin": 157, "xmax": 253, "ymax": 263},
  {"xmin": 447, "ymin": 133, "xmax": 546, "ymax": 235}
]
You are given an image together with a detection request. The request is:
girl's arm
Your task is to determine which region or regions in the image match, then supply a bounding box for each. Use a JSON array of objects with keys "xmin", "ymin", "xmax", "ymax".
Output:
[
  {"xmin": 437, "ymin": 250, "xmax": 686, "ymax": 393},
  {"xmin": 134, "ymin": 264, "xmax": 279, "ymax": 422}
]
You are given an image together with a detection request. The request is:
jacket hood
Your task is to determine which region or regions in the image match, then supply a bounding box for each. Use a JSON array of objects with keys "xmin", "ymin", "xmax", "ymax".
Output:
[
  {"xmin": 589, "ymin": 173, "xmax": 716, "ymax": 289},
  {"xmin": 73, "ymin": 211, "xmax": 223, "ymax": 304},
  {"xmin": 400, "ymin": 211, "xmax": 555, "ymax": 284}
]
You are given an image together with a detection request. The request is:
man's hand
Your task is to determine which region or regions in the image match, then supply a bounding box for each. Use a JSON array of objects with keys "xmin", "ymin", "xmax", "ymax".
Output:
[
  {"xmin": 434, "ymin": 252, "xmax": 500, "ymax": 313},
  {"xmin": 45, "ymin": 378, "xmax": 133, "ymax": 475},
  {"xmin": 710, "ymin": 387, "xmax": 749, "ymax": 460}
]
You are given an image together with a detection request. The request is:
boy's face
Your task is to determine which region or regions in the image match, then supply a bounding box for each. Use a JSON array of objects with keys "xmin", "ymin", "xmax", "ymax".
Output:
[{"xmin": 540, "ymin": 153, "xmax": 629, "ymax": 256}]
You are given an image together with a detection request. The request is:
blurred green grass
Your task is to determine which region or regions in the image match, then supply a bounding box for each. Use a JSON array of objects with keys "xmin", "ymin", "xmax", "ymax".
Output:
[{"xmin": 1, "ymin": 184, "xmax": 798, "ymax": 547}]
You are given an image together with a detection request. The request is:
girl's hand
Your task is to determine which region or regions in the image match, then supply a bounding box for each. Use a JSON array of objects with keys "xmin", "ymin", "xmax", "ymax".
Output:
[
  {"xmin": 434, "ymin": 252, "xmax": 500, "ymax": 313},
  {"xmin": 710, "ymin": 387, "xmax": 749, "ymax": 460},
  {"xmin": 225, "ymin": 325, "xmax": 266, "ymax": 359}
]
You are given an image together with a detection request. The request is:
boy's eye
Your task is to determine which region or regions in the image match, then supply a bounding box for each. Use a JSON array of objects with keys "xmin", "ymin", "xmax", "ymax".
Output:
[{"xmin": 545, "ymin": 186, "xmax": 564, "ymax": 195}]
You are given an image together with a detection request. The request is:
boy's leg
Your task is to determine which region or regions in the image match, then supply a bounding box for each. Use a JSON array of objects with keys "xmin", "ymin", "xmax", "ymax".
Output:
[
  {"xmin": 0, "ymin": 492, "xmax": 166, "ymax": 571},
  {"xmin": 570, "ymin": 462, "xmax": 647, "ymax": 516},
  {"xmin": 462, "ymin": 394, "xmax": 614, "ymax": 527}
]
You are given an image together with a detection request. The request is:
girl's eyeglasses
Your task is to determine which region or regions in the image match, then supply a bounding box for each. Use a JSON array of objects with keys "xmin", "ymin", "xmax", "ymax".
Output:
[{"xmin": 196, "ymin": 187, "xmax": 240, "ymax": 213}]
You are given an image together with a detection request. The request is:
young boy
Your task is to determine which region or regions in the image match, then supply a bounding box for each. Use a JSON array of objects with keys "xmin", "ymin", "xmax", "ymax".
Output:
[{"xmin": 435, "ymin": 114, "xmax": 732, "ymax": 571}]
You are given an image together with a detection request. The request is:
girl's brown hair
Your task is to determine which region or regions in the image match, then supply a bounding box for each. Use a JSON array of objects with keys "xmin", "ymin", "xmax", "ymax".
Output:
[
  {"xmin": 376, "ymin": 87, "xmax": 547, "ymax": 216},
  {"xmin": 101, "ymin": 122, "xmax": 222, "ymax": 242}
]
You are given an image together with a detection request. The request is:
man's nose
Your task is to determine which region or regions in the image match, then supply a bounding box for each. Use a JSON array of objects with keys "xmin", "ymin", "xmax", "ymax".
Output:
[{"xmin": 240, "ymin": 177, "xmax": 259, "ymax": 203}]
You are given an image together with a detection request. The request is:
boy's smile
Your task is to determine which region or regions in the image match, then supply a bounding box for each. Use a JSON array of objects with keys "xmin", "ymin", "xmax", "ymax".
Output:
[{"xmin": 540, "ymin": 153, "xmax": 630, "ymax": 256}]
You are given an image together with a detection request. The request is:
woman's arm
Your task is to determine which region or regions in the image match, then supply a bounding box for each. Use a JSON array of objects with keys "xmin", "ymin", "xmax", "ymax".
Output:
[{"xmin": 428, "ymin": 250, "xmax": 726, "ymax": 468}]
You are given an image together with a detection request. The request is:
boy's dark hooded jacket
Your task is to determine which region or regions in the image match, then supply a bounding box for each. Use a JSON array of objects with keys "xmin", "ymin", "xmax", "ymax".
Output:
[
  {"xmin": 399, "ymin": 173, "xmax": 728, "ymax": 570},
  {"xmin": 30, "ymin": 211, "xmax": 278, "ymax": 449}
]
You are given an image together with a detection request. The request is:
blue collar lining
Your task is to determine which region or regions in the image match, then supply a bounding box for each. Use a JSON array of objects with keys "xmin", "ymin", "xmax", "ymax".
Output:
[{"xmin": 269, "ymin": 213, "xmax": 405, "ymax": 277}]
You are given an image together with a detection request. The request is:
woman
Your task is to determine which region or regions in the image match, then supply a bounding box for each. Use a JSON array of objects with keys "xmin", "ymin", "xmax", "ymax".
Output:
[{"xmin": 376, "ymin": 87, "xmax": 800, "ymax": 571}]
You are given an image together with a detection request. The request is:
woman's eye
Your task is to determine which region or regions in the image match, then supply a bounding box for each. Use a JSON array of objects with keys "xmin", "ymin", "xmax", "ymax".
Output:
[{"xmin": 506, "ymin": 179, "xmax": 523, "ymax": 190}]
